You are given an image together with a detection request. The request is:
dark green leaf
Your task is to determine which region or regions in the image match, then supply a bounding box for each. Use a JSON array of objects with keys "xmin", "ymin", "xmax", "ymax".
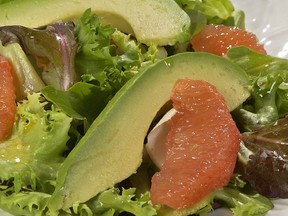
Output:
[{"xmin": 41, "ymin": 82, "xmax": 111, "ymax": 124}]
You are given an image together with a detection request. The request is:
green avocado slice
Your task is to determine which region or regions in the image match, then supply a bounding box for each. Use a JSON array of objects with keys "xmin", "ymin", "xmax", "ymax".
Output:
[
  {"xmin": 0, "ymin": 0, "xmax": 191, "ymax": 46},
  {"xmin": 48, "ymin": 52, "xmax": 250, "ymax": 211}
]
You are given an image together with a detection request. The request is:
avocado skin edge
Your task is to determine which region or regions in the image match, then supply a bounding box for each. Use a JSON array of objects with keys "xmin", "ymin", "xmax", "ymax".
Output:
[{"xmin": 47, "ymin": 52, "xmax": 250, "ymax": 212}]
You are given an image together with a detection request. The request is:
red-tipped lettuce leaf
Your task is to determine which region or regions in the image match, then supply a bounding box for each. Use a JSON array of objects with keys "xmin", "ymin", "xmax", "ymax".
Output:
[
  {"xmin": 241, "ymin": 116, "xmax": 288, "ymax": 198},
  {"xmin": 0, "ymin": 22, "xmax": 77, "ymax": 90}
]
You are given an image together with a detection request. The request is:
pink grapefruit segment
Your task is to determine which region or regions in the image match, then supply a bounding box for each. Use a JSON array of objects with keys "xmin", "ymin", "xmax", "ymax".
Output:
[
  {"xmin": 150, "ymin": 79, "xmax": 241, "ymax": 209},
  {"xmin": 0, "ymin": 56, "xmax": 16, "ymax": 141},
  {"xmin": 190, "ymin": 24, "xmax": 266, "ymax": 56}
]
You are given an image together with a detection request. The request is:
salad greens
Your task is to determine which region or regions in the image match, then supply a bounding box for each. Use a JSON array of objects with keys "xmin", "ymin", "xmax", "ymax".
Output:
[
  {"xmin": 228, "ymin": 47, "xmax": 288, "ymax": 131},
  {"xmin": 0, "ymin": 93, "xmax": 71, "ymax": 215},
  {"xmin": 0, "ymin": 22, "xmax": 77, "ymax": 91},
  {"xmin": 239, "ymin": 116, "xmax": 288, "ymax": 198},
  {"xmin": 74, "ymin": 9, "xmax": 161, "ymax": 103},
  {"xmin": 0, "ymin": 0, "xmax": 288, "ymax": 215},
  {"xmin": 176, "ymin": 0, "xmax": 245, "ymax": 36},
  {"xmin": 0, "ymin": 93, "xmax": 71, "ymax": 192}
]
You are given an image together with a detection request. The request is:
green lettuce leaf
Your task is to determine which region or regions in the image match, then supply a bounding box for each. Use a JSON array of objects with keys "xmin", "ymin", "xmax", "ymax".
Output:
[
  {"xmin": 0, "ymin": 191, "xmax": 50, "ymax": 216},
  {"xmin": 44, "ymin": 188, "xmax": 158, "ymax": 216},
  {"xmin": 228, "ymin": 46, "xmax": 288, "ymax": 131},
  {"xmin": 215, "ymin": 187, "xmax": 273, "ymax": 216},
  {"xmin": 85, "ymin": 188, "xmax": 158, "ymax": 216},
  {"xmin": 213, "ymin": 175, "xmax": 273, "ymax": 216},
  {"xmin": 0, "ymin": 93, "xmax": 72, "ymax": 215},
  {"xmin": 41, "ymin": 82, "xmax": 111, "ymax": 125},
  {"xmin": 175, "ymin": 0, "xmax": 245, "ymax": 36},
  {"xmin": 0, "ymin": 93, "xmax": 71, "ymax": 193},
  {"xmin": 233, "ymin": 73, "xmax": 282, "ymax": 131},
  {"xmin": 74, "ymin": 9, "xmax": 161, "ymax": 99}
]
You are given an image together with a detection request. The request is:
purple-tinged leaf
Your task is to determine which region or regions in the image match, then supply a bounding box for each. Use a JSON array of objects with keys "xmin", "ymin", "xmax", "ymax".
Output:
[
  {"xmin": 0, "ymin": 22, "xmax": 77, "ymax": 90},
  {"xmin": 241, "ymin": 116, "xmax": 288, "ymax": 198}
]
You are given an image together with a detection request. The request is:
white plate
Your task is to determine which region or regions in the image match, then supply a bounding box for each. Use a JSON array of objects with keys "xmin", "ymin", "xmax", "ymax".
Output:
[
  {"xmin": 232, "ymin": 0, "xmax": 288, "ymax": 58},
  {"xmin": 1, "ymin": 0, "xmax": 288, "ymax": 215}
]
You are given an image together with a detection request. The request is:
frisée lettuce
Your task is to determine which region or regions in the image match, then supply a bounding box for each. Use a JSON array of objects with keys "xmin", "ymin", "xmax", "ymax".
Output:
[
  {"xmin": 0, "ymin": 93, "xmax": 71, "ymax": 214},
  {"xmin": 74, "ymin": 9, "xmax": 162, "ymax": 101}
]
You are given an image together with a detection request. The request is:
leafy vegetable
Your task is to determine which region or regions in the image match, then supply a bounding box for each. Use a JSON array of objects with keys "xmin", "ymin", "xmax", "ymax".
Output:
[
  {"xmin": 0, "ymin": 192, "xmax": 50, "ymax": 216},
  {"xmin": 0, "ymin": 93, "xmax": 72, "ymax": 215},
  {"xmin": 85, "ymin": 188, "xmax": 158, "ymax": 216},
  {"xmin": 227, "ymin": 47, "xmax": 288, "ymax": 199},
  {"xmin": 47, "ymin": 188, "xmax": 158, "ymax": 216},
  {"xmin": 74, "ymin": 9, "xmax": 161, "ymax": 99},
  {"xmin": 0, "ymin": 22, "xmax": 77, "ymax": 90},
  {"xmin": 228, "ymin": 46, "xmax": 288, "ymax": 131},
  {"xmin": 175, "ymin": 0, "xmax": 245, "ymax": 37},
  {"xmin": 0, "ymin": 1, "xmax": 284, "ymax": 216},
  {"xmin": 214, "ymin": 187, "xmax": 273, "ymax": 216},
  {"xmin": 41, "ymin": 82, "xmax": 111, "ymax": 125},
  {"xmin": 238, "ymin": 117, "xmax": 288, "ymax": 198},
  {"xmin": 227, "ymin": 46, "xmax": 288, "ymax": 78}
]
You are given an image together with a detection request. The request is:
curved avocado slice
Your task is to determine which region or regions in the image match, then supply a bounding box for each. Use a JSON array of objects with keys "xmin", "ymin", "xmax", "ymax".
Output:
[
  {"xmin": 48, "ymin": 52, "xmax": 250, "ymax": 211},
  {"xmin": 0, "ymin": 0, "xmax": 191, "ymax": 46}
]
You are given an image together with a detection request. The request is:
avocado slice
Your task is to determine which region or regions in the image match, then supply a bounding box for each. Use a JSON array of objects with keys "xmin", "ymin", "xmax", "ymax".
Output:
[
  {"xmin": 48, "ymin": 52, "xmax": 250, "ymax": 211},
  {"xmin": 0, "ymin": 0, "xmax": 191, "ymax": 46}
]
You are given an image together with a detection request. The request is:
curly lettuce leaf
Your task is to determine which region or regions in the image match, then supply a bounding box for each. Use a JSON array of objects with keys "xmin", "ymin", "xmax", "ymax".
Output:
[
  {"xmin": 0, "ymin": 191, "xmax": 50, "ymax": 216},
  {"xmin": 214, "ymin": 187, "xmax": 273, "ymax": 216},
  {"xmin": 46, "ymin": 188, "xmax": 158, "ymax": 216},
  {"xmin": 0, "ymin": 93, "xmax": 72, "ymax": 215},
  {"xmin": 74, "ymin": 9, "xmax": 161, "ymax": 99},
  {"xmin": 233, "ymin": 73, "xmax": 282, "ymax": 131},
  {"xmin": 227, "ymin": 46, "xmax": 288, "ymax": 78},
  {"xmin": 176, "ymin": 0, "xmax": 234, "ymax": 19},
  {"xmin": 84, "ymin": 188, "xmax": 158, "ymax": 216},
  {"xmin": 0, "ymin": 93, "xmax": 72, "ymax": 194}
]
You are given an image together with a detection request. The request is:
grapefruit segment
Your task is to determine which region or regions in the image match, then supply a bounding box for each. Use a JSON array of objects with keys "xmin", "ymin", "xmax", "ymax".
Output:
[
  {"xmin": 0, "ymin": 55, "xmax": 16, "ymax": 141},
  {"xmin": 190, "ymin": 24, "xmax": 266, "ymax": 56},
  {"xmin": 150, "ymin": 79, "xmax": 241, "ymax": 209}
]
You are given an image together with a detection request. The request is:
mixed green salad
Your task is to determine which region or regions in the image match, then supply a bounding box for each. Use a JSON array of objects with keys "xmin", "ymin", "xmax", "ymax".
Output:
[{"xmin": 0, "ymin": 0, "xmax": 288, "ymax": 215}]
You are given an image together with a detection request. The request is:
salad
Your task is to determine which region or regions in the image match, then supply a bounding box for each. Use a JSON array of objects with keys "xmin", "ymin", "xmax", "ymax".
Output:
[{"xmin": 0, "ymin": 0, "xmax": 288, "ymax": 215}]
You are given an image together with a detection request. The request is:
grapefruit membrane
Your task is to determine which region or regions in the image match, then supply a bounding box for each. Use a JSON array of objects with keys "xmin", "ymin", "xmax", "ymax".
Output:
[
  {"xmin": 150, "ymin": 79, "xmax": 241, "ymax": 209},
  {"xmin": 0, "ymin": 56, "xmax": 16, "ymax": 141}
]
